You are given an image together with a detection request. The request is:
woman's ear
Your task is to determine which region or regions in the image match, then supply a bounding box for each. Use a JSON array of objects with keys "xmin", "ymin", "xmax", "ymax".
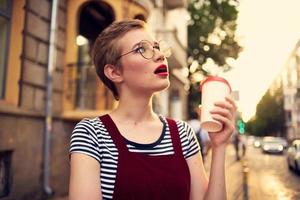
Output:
[{"xmin": 104, "ymin": 64, "xmax": 123, "ymax": 83}]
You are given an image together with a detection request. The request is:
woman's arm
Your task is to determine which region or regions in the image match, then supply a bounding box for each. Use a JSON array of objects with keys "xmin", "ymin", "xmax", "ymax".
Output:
[
  {"xmin": 204, "ymin": 96, "xmax": 236, "ymax": 200},
  {"xmin": 69, "ymin": 153, "xmax": 102, "ymax": 200},
  {"xmin": 189, "ymin": 96, "xmax": 236, "ymax": 200},
  {"xmin": 187, "ymin": 146, "xmax": 227, "ymax": 200},
  {"xmin": 204, "ymin": 145, "xmax": 227, "ymax": 200},
  {"xmin": 187, "ymin": 152, "xmax": 209, "ymax": 200}
]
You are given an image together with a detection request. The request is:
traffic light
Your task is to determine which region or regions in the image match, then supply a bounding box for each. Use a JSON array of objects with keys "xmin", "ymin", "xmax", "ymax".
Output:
[{"xmin": 237, "ymin": 120, "xmax": 245, "ymax": 134}]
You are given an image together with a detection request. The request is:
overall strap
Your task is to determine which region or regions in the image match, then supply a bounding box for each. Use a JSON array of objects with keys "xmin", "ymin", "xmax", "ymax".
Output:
[
  {"xmin": 166, "ymin": 118, "xmax": 184, "ymax": 157},
  {"xmin": 99, "ymin": 114, "xmax": 128, "ymax": 153}
]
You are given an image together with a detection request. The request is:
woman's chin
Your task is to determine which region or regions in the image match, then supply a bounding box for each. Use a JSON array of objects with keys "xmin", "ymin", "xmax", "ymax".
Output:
[{"xmin": 154, "ymin": 81, "xmax": 170, "ymax": 92}]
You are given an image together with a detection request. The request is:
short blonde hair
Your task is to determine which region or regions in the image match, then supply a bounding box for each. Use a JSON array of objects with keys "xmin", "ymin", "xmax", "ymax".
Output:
[{"xmin": 93, "ymin": 19, "xmax": 146, "ymax": 100}]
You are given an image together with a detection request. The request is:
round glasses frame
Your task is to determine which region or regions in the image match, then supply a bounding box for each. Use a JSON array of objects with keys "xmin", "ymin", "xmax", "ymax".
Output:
[{"xmin": 115, "ymin": 40, "xmax": 172, "ymax": 61}]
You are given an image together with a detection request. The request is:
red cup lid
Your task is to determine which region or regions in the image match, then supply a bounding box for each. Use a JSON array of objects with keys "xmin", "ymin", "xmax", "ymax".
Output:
[{"xmin": 200, "ymin": 76, "xmax": 232, "ymax": 92}]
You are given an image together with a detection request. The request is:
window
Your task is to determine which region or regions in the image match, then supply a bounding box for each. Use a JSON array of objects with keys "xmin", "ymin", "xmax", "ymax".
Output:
[
  {"xmin": 0, "ymin": 151, "xmax": 12, "ymax": 198},
  {"xmin": 0, "ymin": 0, "xmax": 12, "ymax": 99},
  {"xmin": 286, "ymin": 110, "xmax": 292, "ymax": 123},
  {"xmin": 75, "ymin": 36, "xmax": 96, "ymax": 109},
  {"xmin": 64, "ymin": 0, "xmax": 115, "ymax": 113},
  {"xmin": 75, "ymin": 1, "xmax": 115, "ymax": 110},
  {"xmin": 63, "ymin": 0, "xmax": 149, "ymax": 118}
]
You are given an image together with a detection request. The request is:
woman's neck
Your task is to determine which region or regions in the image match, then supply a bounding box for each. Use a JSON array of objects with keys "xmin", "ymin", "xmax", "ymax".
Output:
[{"xmin": 110, "ymin": 95, "xmax": 157, "ymax": 124}]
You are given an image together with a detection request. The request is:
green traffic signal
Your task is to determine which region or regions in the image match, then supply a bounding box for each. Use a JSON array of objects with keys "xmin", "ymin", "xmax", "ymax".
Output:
[{"xmin": 237, "ymin": 119, "xmax": 245, "ymax": 134}]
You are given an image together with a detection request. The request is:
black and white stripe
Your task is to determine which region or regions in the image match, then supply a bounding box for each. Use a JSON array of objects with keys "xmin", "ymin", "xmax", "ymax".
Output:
[{"xmin": 70, "ymin": 116, "xmax": 200, "ymax": 200}]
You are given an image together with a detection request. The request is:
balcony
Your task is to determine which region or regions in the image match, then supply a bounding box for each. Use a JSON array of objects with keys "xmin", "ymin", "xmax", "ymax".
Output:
[{"xmin": 65, "ymin": 62, "xmax": 114, "ymax": 113}]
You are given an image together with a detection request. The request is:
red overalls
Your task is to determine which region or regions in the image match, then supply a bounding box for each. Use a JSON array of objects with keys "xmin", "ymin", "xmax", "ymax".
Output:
[{"xmin": 100, "ymin": 114, "xmax": 191, "ymax": 200}]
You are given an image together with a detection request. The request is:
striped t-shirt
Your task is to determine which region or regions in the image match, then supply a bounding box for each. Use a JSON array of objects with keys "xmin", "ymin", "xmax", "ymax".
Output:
[{"xmin": 69, "ymin": 115, "xmax": 200, "ymax": 199}]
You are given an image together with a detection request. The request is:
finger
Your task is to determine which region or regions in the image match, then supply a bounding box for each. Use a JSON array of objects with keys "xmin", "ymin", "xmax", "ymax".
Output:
[
  {"xmin": 215, "ymin": 97, "xmax": 237, "ymax": 116},
  {"xmin": 225, "ymin": 96, "xmax": 237, "ymax": 111},
  {"xmin": 210, "ymin": 107, "xmax": 233, "ymax": 120},
  {"xmin": 211, "ymin": 114, "xmax": 235, "ymax": 132},
  {"xmin": 214, "ymin": 101, "xmax": 234, "ymax": 111}
]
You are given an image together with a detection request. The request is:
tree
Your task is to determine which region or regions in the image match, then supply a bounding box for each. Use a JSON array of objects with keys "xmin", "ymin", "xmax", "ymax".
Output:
[
  {"xmin": 187, "ymin": 0, "xmax": 242, "ymax": 113},
  {"xmin": 246, "ymin": 86, "xmax": 285, "ymax": 136}
]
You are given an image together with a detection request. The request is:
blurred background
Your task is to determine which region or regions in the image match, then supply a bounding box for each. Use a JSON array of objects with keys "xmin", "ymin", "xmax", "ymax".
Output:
[{"xmin": 0, "ymin": 0, "xmax": 300, "ymax": 199}]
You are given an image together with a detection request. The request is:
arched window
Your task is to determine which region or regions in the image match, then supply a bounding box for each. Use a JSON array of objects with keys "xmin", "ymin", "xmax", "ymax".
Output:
[
  {"xmin": 64, "ymin": 0, "xmax": 149, "ymax": 116},
  {"xmin": 68, "ymin": 1, "xmax": 115, "ymax": 110}
]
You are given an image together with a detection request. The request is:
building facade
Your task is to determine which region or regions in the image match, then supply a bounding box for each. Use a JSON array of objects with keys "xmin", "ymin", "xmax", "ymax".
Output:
[
  {"xmin": 0, "ymin": 0, "xmax": 189, "ymax": 199},
  {"xmin": 0, "ymin": 0, "xmax": 148, "ymax": 199},
  {"xmin": 281, "ymin": 40, "xmax": 300, "ymax": 141},
  {"xmin": 269, "ymin": 39, "xmax": 300, "ymax": 141},
  {"xmin": 147, "ymin": 0, "xmax": 189, "ymax": 120}
]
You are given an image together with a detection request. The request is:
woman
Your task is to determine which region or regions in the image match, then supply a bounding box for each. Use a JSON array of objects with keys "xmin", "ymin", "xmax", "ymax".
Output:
[{"xmin": 69, "ymin": 19, "xmax": 236, "ymax": 200}]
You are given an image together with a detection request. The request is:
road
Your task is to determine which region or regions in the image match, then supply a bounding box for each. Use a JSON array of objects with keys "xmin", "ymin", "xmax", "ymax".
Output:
[
  {"xmin": 204, "ymin": 142, "xmax": 300, "ymax": 200},
  {"xmin": 246, "ymin": 145, "xmax": 300, "ymax": 200}
]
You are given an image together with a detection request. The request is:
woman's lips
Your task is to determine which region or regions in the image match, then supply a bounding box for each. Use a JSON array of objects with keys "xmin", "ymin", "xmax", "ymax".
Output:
[
  {"xmin": 156, "ymin": 72, "xmax": 168, "ymax": 76},
  {"xmin": 154, "ymin": 64, "xmax": 168, "ymax": 76}
]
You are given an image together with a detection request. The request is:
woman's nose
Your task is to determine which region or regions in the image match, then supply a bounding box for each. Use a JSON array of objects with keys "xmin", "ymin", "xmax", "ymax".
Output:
[{"xmin": 153, "ymin": 49, "xmax": 165, "ymax": 62}]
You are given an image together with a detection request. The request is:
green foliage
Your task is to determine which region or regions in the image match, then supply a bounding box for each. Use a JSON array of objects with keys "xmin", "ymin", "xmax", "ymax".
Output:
[
  {"xmin": 187, "ymin": 0, "xmax": 242, "ymax": 113},
  {"xmin": 188, "ymin": 0, "xmax": 242, "ymax": 73},
  {"xmin": 246, "ymin": 86, "xmax": 285, "ymax": 136}
]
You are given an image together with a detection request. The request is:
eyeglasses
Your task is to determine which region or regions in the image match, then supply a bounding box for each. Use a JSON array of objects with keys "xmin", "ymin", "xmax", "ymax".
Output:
[{"xmin": 116, "ymin": 40, "xmax": 172, "ymax": 61}]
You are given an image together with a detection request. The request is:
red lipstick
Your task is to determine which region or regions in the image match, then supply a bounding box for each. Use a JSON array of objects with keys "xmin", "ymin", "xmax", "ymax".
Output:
[{"xmin": 154, "ymin": 64, "xmax": 168, "ymax": 76}]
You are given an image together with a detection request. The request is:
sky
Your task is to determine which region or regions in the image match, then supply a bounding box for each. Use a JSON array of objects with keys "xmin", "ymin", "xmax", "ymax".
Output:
[{"xmin": 221, "ymin": 0, "xmax": 300, "ymax": 121}]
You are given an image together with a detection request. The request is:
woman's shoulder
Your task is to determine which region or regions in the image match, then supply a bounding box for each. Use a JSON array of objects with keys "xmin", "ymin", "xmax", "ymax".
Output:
[
  {"xmin": 70, "ymin": 117, "xmax": 104, "ymax": 162},
  {"xmin": 159, "ymin": 115, "xmax": 192, "ymax": 133},
  {"xmin": 73, "ymin": 116, "xmax": 108, "ymax": 136},
  {"xmin": 160, "ymin": 116, "xmax": 200, "ymax": 158},
  {"xmin": 74, "ymin": 117, "xmax": 99, "ymax": 128}
]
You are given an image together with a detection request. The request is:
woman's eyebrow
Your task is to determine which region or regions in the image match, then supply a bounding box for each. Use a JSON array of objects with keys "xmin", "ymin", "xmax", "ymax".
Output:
[
  {"xmin": 130, "ymin": 40, "xmax": 159, "ymax": 50},
  {"xmin": 131, "ymin": 41, "xmax": 142, "ymax": 49}
]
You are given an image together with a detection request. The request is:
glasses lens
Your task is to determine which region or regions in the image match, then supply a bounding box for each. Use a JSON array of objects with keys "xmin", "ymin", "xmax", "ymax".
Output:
[
  {"xmin": 140, "ymin": 41, "xmax": 153, "ymax": 59},
  {"xmin": 159, "ymin": 41, "xmax": 172, "ymax": 58}
]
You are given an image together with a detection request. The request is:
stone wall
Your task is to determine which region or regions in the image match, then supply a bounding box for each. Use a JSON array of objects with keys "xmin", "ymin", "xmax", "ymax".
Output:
[
  {"xmin": 0, "ymin": 0, "xmax": 152, "ymax": 199},
  {"xmin": 0, "ymin": 114, "xmax": 44, "ymax": 200},
  {"xmin": 0, "ymin": 0, "xmax": 70, "ymax": 199},
  {"xmin": 20, "ymin": 0, "xmax": 66, "ymax": 115}
]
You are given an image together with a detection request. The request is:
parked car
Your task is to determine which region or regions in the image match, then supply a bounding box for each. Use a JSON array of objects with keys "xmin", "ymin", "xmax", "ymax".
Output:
[
  {"xmin": 253, "ymin": 137, "xmax": 262, "ymax": 148},
  {"xmin": 261, "ymin": 136, "xmax": 284, "ymax": 154},
  {"xmin": 287, "ymin": 139, "xmax": 300, "ymax": 172},
  {"xmin": 278, "ymin": 137, "xmax": 288, "ymax": 149}
]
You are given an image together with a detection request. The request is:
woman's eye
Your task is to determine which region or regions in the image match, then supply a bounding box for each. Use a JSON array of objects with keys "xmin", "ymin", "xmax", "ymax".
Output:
[
  {"xmin": 154, "ymin": 45, "xmax": 160, "ymax": 51},
  {"xmin": 136, "ymin": 47, "xmax": 145, "ymax": 53}
]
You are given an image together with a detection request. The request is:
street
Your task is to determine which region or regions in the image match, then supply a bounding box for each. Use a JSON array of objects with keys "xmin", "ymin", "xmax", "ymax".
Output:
[
  {"xmin": 246, "ymin": 145, "xmax": 300, "ymax": 200},
  {"xmin": 204, "ymin": 143, "xmax": 300, "ymax": 200}
]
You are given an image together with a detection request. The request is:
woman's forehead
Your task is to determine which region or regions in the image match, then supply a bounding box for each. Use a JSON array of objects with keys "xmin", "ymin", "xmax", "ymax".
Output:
[{"xmin": 120, "ymin": 29, "xmax": 157, "ymax": 47}]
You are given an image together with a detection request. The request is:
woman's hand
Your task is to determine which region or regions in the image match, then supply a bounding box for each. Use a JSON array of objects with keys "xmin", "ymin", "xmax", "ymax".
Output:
[{"xmin": 208, "ymin": 95, "xmax": 237, "ymax": 148}]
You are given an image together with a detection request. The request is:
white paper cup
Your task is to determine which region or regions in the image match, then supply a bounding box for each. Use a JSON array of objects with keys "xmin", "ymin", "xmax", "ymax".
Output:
[{"xmin": 200, "ymin": 76, "xmax": 231, "ymax": 132}]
